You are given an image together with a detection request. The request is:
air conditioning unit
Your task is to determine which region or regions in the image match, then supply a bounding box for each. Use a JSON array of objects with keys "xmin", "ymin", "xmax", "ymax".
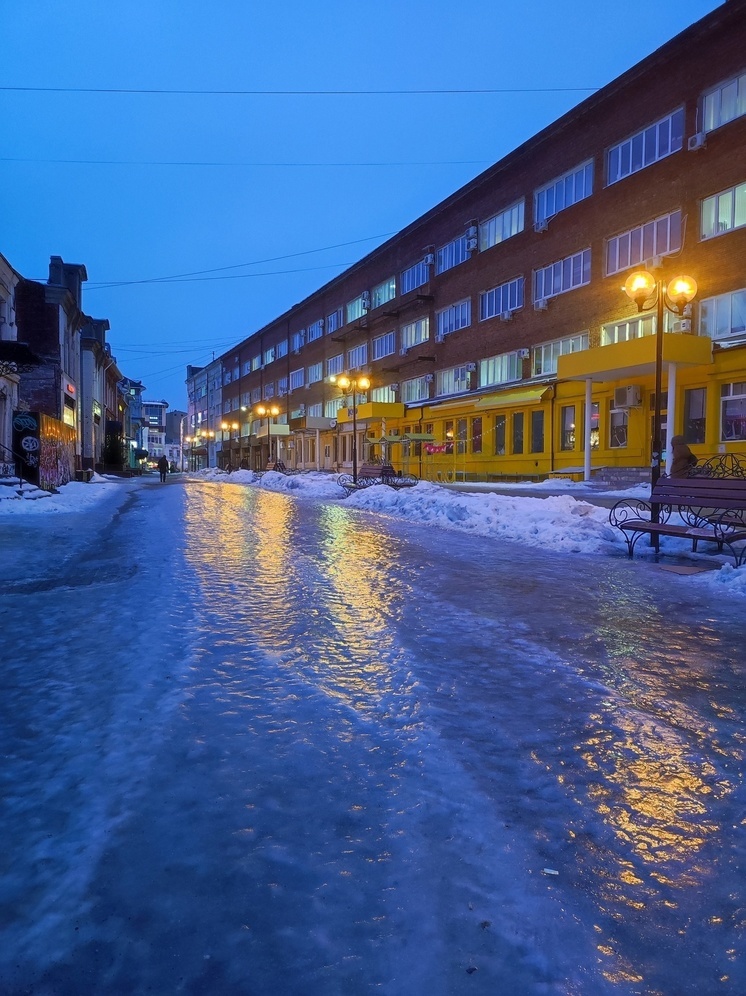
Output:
[
  {"xmin": 534, "ymin": 298, "xmax": 548, "ymax": 311},
  {"xmin": 424, "ymin": 373, "xmax": 434, "ymax": 383},
  {"xmin": 500, "ymin": 310, "xmax": 513, "ymax": 322},
  {"xmin": 465, "ymin": 362, "xmax": 476, "ymax": 372},
  {"xmin": 400, "ymin": 346, "xmax": 409, "ymax": 356},
  {"xmin": 293, "ymin": 348, "xmax": 301, "ymax": 355},
  {"xmin": 435, "ymin": 332, "xmax": 445, "ymax": 343},
  {"xmin": 518, "ymin": 348, "xmax": 530, "ymax": 359},
  {"xmin": 533, "ymin": 219, "xmax": 548, "ymax": 233},
  {"xmin": 671, "ymin": 319, "xmax": 692, "ymax": 333},
  {"xmin": 466, "ymin": 237, "xmax": 478, "ymax": 252},
  {"xmin": 389, "ymin": 382, "xmax": 400, "ymax": 392},
  {"xmin": 305, "ymin": 383, "xmax": 312, "ymax": 389},
  {"xmin": 278, "ymin": 388, "xmax": 287, "ymax": 396},
  {"xmin": 645, "ymin": 255, "xmax": 663, "ymax": 270},
  {"xmin": 687, "ymin": 132, "xmax": 705, "ymax": 152},
  {"xmin": 424, "ymin": 253, "xmax": 435, "ymax": 266},
  {"xmin": 614, "ymin": 385, "xmax": 642, "ymax": 408},
  {"xmin": 298, "ymin": 405, "xmax": 306, "ymax": 415},
  {"xmin": 361, "ymin": 291, "xmax": 370, "ymax": 309},
  {"xmin": 466, "ymin": 225, "xmax": 477, "ymax": 238}
]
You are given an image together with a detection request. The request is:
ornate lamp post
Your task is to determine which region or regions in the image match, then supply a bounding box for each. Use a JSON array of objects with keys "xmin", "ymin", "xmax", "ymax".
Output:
[
  {"xmin": 623, "ymin": 270, "xmax": 697, "ymax": 516},
  {"xmin": 330, "ymin": 373, "xmax": 370, "ymax": 484},
  {"xmin": 255, "ymin": 404, "xmax": 280, "ymax": 468},
  {"xmin": 220, "ymin": 421, "xmax": 239, "ymax": 468}
]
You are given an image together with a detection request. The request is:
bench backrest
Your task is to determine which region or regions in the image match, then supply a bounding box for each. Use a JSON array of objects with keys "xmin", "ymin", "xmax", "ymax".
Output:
[
  {"xmin": 358, "ymin": 464, "xmax": 395, "ymax": 479},
  {"xmin": 653, "ymin": 476, "xmax": 746, "ymax": 509}
]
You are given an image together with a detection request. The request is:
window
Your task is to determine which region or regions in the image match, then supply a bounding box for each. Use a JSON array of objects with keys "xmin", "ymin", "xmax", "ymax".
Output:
[
  {"xmin": 289, "ymin": 368, "xmax": 304, "ymax": 391},
  {"xmin": 251, "ymin": 355, "xmax": 262, "ymax": 371},
  {"xmin": 472, "ymin": 417, "xmax": 482, "ymax": 454},
  {"xmin": 684, "ymin": 388, "xmax": 706, "ymax": 444},
  {"xmin": 703, "ymin": 73, "xmax": 746, "ymax": 132},
  {"xmin": 372, "ymin": 330, "xmax": 396, "ymax": 359},
  {"xmin": 532, "ymin": 333, "xmax": 589, "ymax": 376},
  {"xmin": 371, "ymin": 277, "xmax": 396, "ymax": 309},
  {"xmin": 479, "ymin": 352, "xmax": 522, "ymax": 387},
  {"xmin": 307, "ymin": 362, "xmax": 323, "ymax": 384},
  {"xmin": 402, "ymin": 376, "xmax": 430, "ymax": 403},
  {"xmin": 251, "ymin": 387, "xmax": 261, "ymax": 404},
  {"xmin": 494, "ymin": 414, "xmax": 506, "ymax": 455},
  {"xmin": 327, "ymin": 353, "xmax": 344, "ymax": 377},
  {"xmin": 277, "ymin": 339, "xmax": 288, "ymax": 358},
  {"xmin": 291, "ymin": 331, "xmax": 305, "ymax": 353},
  {"xmin": 400, "ymin": 317, "xmax": 430, "ymax": 349},
  {"xmin": 700, "ymin": 288, "xmax": 746, "ymax": 341},
  {"xmin": 347, "ymin": 343, "xmax": 368, "ymax": 369},
  {"xmin": 327, "ymin": 308, "xmax": 344, "ymax": 334},
  {"xmin": 372, "ymin": 385, "xmax": 397, "ymax": 403},
  {"xmin": 610, "ymin": 405, "xmax": 628, "ymax": 448},
  {"xmin": 721, "ymin": 382, "xmax": 746, "ymax": 441},
  {"xmin": 701, "ymin": 182, "xmax": 746, "ymax": 240},
  {"xmin": 602, "ymin": 314, "xmax": 655, "ymax": 345},
  {"xmin": 456, "ymin": 418, "xmax": 467, "ymax": 455},
  {"xmin": 263, "ymin": 346, "xmax": 275, "ymax": 366},
  {"xmin": 307, "ymin": 319, "xmax": 324, "ymax": 342},
  {"xmin": 534, "ymin": 249, "xmax": 590, "ymax": 301},
  {"xmin": 346, "ymin": 294, "xmax": 369, "ymax": 324},
  {"xmin": 436, "ymin": 365, "xmax": 471, "ymax": 397},
  {"xmin": 308, "ymin": 403, "xmax": 322, "ymax": 418},
  {"xmin": 479, "ymin": 200, "xmax": 525, "ymax": 251},
  {"xmin": 479, "ymin": 278, "xmax": 524, "ymax": 320},
  {"xmin": 606, "ymin": 210, "xmax": 682, "ymax": 274},
  {"xmin": 561, "ymin": 406, "xmax": 576, "ymax": 451},
  {"xmin": 277, "ymin": 375, "xmax": 288, "ymax": 396},
  {"xmin": 437, "ymin": 300, "xmax": 471, "ymax": 338},
  {"xmin": 512, "ymin": 412, "xmax": 524, "ymax": 454},
  {"xmin": 401, "ymin": 260, "xmax": 430, "ymax": 294},
  {"xmin": 534, "ymin": 160, "xmax": 593, "ymax": 225},
  {"xmin": 242, "ymin": 361, "xmax": 251, "ymax": 375},
  {"xmin": 607, "ymin": 108, "xmax": 684, "ymax": 184},
  {"xmin": 530, "ymin": 410, "xmax": 544, "ymax": 453},
  {"xmin": 264, "ymin": 383, "xmax": 275, "ymax": 400},
  {"xmin": 325, "ymin": 399, "xmax": 340, "ymax": 418},
  {"xmin": 436, "ymin": 236, "xmax": 469, "ymax": 274}
]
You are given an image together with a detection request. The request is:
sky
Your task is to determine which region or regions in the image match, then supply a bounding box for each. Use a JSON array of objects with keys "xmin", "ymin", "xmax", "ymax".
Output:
[
  {"xmin": 3, "ymin": 469, "xmax": 745, "ymax": 597},
  {"xmin": 0, "ymin": 0, "xmax": 724, "ymax": 411}
]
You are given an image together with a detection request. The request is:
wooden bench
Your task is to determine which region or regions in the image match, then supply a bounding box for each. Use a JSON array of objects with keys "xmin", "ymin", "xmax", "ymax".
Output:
[
  {"xmin": 609, "ymin": 476, "xmax": 746, "ymax": 565},
  {"xmin": 337, "ymin": 465, "xmax": 419, "ymax": 498}
]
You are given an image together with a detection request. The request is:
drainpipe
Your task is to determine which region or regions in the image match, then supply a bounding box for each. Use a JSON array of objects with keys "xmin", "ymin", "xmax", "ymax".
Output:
[{"xmin": 584, "ymin": 379, "xmax": 593, "ymax": 482}]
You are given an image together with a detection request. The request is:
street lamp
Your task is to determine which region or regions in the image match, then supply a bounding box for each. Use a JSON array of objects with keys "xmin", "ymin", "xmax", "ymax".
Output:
[
  {"xmin": 220, "ymin": 421, "xmax": 239, "ymax": 469},
  {"xmin": 330, "ymin": 373, "xmax": 370, "ymax": 484},
  {"xmin": 623, "ymin": 270, "xmax": 698, "ymax": 515},
  {"xmin": 255, "ymin": 404, "xmax": 280, "ymax": 468}
]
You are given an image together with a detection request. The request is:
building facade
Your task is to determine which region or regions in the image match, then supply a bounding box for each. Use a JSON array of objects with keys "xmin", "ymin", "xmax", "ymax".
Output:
[{"xmin": 187, "ymin": 1, "xmax": 746, "ymax": 481}]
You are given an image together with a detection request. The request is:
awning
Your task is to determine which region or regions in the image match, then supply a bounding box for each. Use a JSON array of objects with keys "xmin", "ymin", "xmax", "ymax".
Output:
[
  {"xmin": 475, "ymin": 386, "xmax": 551, "ymax": 408},
  {"xmin": 191, "ymin": 446, "xmax": 208, "ymax": 455},
  {"xmin": 365, "ymin": 434, "xmax": 402, "ymax": 444},
  {"xmin": 402, "ymin": 433, "xmax": 436, "ymax": 441}
]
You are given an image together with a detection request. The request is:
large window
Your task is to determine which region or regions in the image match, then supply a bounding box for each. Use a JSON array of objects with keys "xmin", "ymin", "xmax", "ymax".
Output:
[
  {"xmin": 326, "ymin": 353, "xmax": 344, "ymax": 377},
  {"xmin": 346, "ymin": 294, "xmax": 369, "ymax": 324},
  {"xmin": 263, "ymin": 346, "xmax": 275, "ymax": 366},
  {"xmin": 534, "ymin": 249, "xmax": 590, "ymax": 302},
  {"xmin": 307, "ymin": 319, "xmax": 324, "ymax": 342},
  {"xmin": 436, "ymin": 365, "xmax": 471, "ymax": 397},
  {"xmin": 327, "ymin": 308, "xmax": 344, "ymax": 334},
  {"xmin": 289, "ymin": 368, "xmax": 304, "ymax": 391},
  {"xmin": 602, "ymin": 314, "xmax": 655, "ymax": 345},
  {"xmin": 436, "ymin": 236, "xmax": 469, "ymax": 274},
  {"xmin": 512, "ymin": 413, "xmax": 524, "ymax": 454},
  {"xmin": 401, "ymin": 260, "xmax": 430, "ymax": 294},
  {"xmin": 277, "ymin": 339, "xmax": 289, "ymax": 358},
  {"xmin": 479, "ymin": 352, "xmax": 522, "ymax": 387},
  {"xmin": 307, "ymin": 362, "xmax": 323, "ymax": 384},
  {"xmin": 291, "ymin": 331, "xmax": 305, "ymax": 353},
  {"xmin": 703, "ymin": 73, "xmax": 746, "ymax": 132},
  {"xmin": 532, "ymin": 333, "xmax": 589, "ymax": 376},
  {"xmin": 402, "ymin": 376, "xmax": 430, "ymax": 403},
  {"xmin": 494, "ymin": 414, "xmax": 506, "ymax": 455},
  {"xmin": 721, "ymin": 382, "xmax": 746, "ymax": 441},
  {"xmin": 606, "ymin": 210, "xmax": 682, "ymax": 274},
  {"xmin": 480, "ymin": 277, "xmax": 524, "ymax": 320},
  {"xmin": 607, "ymin": 108, "xmax": 684, "ymax": 184},
  {"xmin": 472, "ymin": 417, "xmax": 483, "ymax": 454},
  {"xmin": 684, "ymin": 388, "xmax": 706, "ymax": 444},
  {"xmin": 437, "ymin": 300, "xmax": 471, "ymax": 338},
  {"xmin": 371, "ymin": 276, "xmax": 396, "ymax": 309},
  {"xmin": 534, "ymin": 161, "xmax": 593, "ymax": 225},
  {"xmin": 700, "ymin": 288, "xmax": 746, "ymax": 341},
  {"xmin": 372, "ymin": 385, "xmax": 397, "ymax": 403},
  {"xmin": 530, "ymin": 410, "xmax": 544, "ymax": 453},
  {"xmin": 701, "ymin": 182, "xmax": 746, "ymax": 240},
  {"xmin": 561, "ymin": 406, "xmax": 576, "ymax": 451},
  {"xmin": 400, "ymin": 316, "xmax": 430, "ymax": 349},
  {"xmin": 347, "ymin": 343, "xmax": 368, "ymax": 369},
  {"xmin": 372, "ymin": 330, "xmax": 396, "ymax": 359},
  {"xmin": 479, "ymin": 200, "xmax": 525, "ymax": 252}
]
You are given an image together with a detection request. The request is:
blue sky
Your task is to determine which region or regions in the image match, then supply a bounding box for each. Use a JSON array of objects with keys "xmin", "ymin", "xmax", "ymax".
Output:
[{"xmin": 1, "ymin": 0, "xmax": 722, "ymax": 410}]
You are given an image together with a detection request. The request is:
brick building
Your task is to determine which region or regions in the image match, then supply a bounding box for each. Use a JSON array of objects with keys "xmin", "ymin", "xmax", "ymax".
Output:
[{"xmin": 187, "ymin": 0, "xmax": 746, "ymax": 481}]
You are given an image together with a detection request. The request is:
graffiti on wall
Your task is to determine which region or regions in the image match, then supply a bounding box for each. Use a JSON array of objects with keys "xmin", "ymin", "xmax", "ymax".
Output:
[{"xmin": 12, "ymin": 411, "xmax": 76, "ymax": 490}]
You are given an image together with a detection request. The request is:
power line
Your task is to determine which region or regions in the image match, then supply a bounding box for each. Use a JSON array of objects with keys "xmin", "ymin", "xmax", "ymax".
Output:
[
  {"xmin": 0, "ymin": 155, "xmax": 490, "ymax": 169},
  {"xmin": 0, "ymin": 84, "xmax": 599, "ymax": 96}
]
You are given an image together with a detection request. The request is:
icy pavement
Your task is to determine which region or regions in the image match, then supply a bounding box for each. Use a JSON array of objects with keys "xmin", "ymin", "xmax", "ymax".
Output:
[{"xmin": 0, "ymin": 476, "xmax": 744, "ymax": 994}]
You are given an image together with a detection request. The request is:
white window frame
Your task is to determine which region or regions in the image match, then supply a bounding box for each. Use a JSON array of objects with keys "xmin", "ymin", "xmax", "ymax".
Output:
[
  {"xmin": 703, "ymin": 72, "xmax": 746, "ymax": 133},
  {"xmin": 347, "ymin": 343, "xmax": 368, "ymax": 369},
  {"xmin": 326, "ymin": 308, "xmax": 344, "ymax": 334},
  {"xmin": 607, "ymin": 108, "xmax": 684, "ymax": 185},
  {"xmin": 606, "ymin": 210, "xmax": 682, "ymax": 275},
  {"xmin": 700, "ymin": 288, "xmax": 746, "ymax": 342},
  {"xmin": 346, "ymin": 294, "xmax": 369, "ymax": 324},
  {"xmin": 263, "ymin": 346, "xmax": 275, "ymax": 366},
  {"xmin": 291, "ymin": 331, "xmax": 305, "ymax": 353},
  {"xmin": 307, "ymin": 362, "xmax": 323, "ymax": 384},
  {"xmin": 436, "ymin": 365, "xmax": 471, "ymax": 397},
  {"xmin": 436, "ymin": 300, "xmax": 471, "ymax": 339},
  {"xmin": 534, "ymin": 249, "xmax": 591, "ymax": 302},
  {"xmin": 307, "ymin": 319, "xmax": 324, "ymax": 342},
  {"xmin": 701, "ymin": 182, "xmax": 746, "ymax": 240},
  {"xmin": 436, "ymin": 236, "xmax": 469, "ymax": 274},
  {"xmin": 372, "ymin": 385, "xmax": 397, "ymax": 403},
  {"xmin": 721, "ymin": 381, "xmax": 746, "ymax": 441},
  {"xmin": 371, "ymin": 277, "xmax": 396, "ymax": 309},
  {"xmin": 289, "ymin": 368, "xmax": 305, "ymax": 391},
  {"xmin": 532, "ymin": 333, "xmax": 589, "ymax": 376},
  {"xmin": 326, "ymin": 353, "xmax": 344, "ymax": 377},
  {"xmin": 601, "ymin": 314, "xmax": 656, "ymax": 345},
  {"xmin": 479, "ymin": 200, "xmax": 525, "ymax": 252},
  {"xmin": 401, "ymin": 376, "xmax": 430, "ymax": 403},
  {"xmin": 400, "ymin": 316, "xmax": 430, "ymax": 349},
  {"xmin": 372, "ymin": 330, "xmax": 396, "ymax": 359},
  {"xmin": 277, "ymin": 339, "xmax": 288, "ymax": 358},
  {"xmin": 479, "ymin": 352, "xmax": 522, "ymax": 388},
  {"xmin": 401, "ymin": 260, "xmax": 430, "ymax": 294},
  {"xmin": 479, "ymin": 278, "xmax": 524, "ymax": 320},
  {"xmin": 534, "ymin": 160, "xmax": 593, "ymax": 225}
]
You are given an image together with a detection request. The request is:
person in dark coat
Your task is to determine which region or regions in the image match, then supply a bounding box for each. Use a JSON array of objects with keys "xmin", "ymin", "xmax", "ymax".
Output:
[
  {"xmin": 157, "ymin": 455, "xmax": 169, "ymax": 482},
  {"xmin": 669, "ymin": 435, "xmax": 698, "ymax": 477}
]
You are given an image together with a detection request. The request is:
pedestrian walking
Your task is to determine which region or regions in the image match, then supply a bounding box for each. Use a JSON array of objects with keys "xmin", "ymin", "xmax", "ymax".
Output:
[
  {"xmin": 669, "ymin": 435, "xmax": 698, "ymax": 477},
  {"xmin": 157, "ymin": 455, "xmax": 169, "ymax": 483}
]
